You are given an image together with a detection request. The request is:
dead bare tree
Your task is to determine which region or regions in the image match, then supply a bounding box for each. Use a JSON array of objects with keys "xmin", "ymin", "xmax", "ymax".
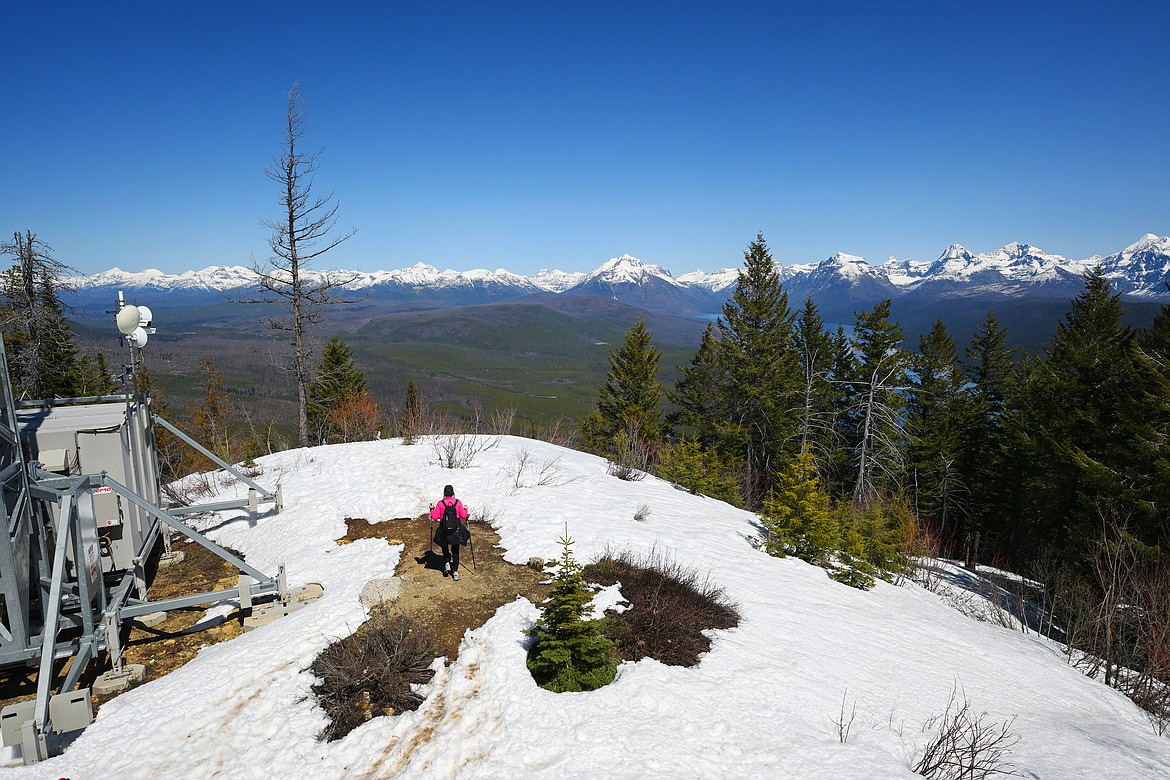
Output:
[
  {"xmin": 250, "ymin": 83, "xmax": 357, "ymax": 446},
  {"xmin": 0, "ymin": 231, "xmax": 79, "ymax": 399},
  {"xmin": 852, "ymin": 351, "xmax": 907, "ymax": 506}
]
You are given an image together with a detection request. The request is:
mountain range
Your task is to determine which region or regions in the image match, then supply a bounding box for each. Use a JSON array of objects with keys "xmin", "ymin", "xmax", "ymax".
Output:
[
  {"xmin": 62, "ymin": 234, "xmax": 1170, "ymax": 354},
  {"xmin": 66, "ymin": 233, "xmax": 1170, "ymax": 307}
]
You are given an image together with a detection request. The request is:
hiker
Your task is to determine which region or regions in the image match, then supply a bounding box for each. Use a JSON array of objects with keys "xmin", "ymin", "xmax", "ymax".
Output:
[{"xmin": 430, "ymin": 484, "xmax": 470, "ymax": 581}]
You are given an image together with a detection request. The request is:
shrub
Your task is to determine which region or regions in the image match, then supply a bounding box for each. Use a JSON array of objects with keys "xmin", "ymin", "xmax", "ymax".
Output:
[
  {"xmin": 757, "ymin": 452, "xmax": 838, "ymax": 566},
  {"xmin": 583, "ymin": 548, "xmax": 741, "ymax": 667},
  {"xmin": 832, "ymin": 498, "xmax": 913, "ymax": 589},
  {"xmin": 912, "ymin": 685, "xmax": 1020, "ymax": 779},
  {"xmin": 309, "ymin": 612, "xmax": 436, "ymax": 741},
  {"xmin": 432, "ymin": 431, "xmax": 499, "ymax": 469},
  {"xmin": 654, "ymin": 436, "xmax": 742, "ymax": 505},
  {"xmin": 526, "ymin": 530, "xmax": 619, "ymax": 692}
]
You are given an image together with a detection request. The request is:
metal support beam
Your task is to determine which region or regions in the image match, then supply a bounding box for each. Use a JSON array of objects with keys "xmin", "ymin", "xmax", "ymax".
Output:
[
  {"xmin": 120, "ymin": 582, "xmax": 280, "ymax": 618},
  {"xmin": 97, "ymin": 475, "xmax": 273, "ymax": 584},
  {"xmin": 152, "ymin": 415, "xmax": 276, "ymax": 502},
  {"xmin": 33, "ymin": 479, "xmax": 87, "ymax": 738}
]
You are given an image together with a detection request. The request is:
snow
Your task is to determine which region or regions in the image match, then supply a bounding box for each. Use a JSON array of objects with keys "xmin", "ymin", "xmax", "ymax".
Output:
[
  {"xmin": 583, "ymin": 254, "xmax": 675, "ymax": 286},
  {"xmin": 530, "ymin": 269, "xmax": 586, "ymax": 292},
  {"xmin": 4, "ymin": 435, "xmax": 1168, "ymax": 779},
  {"xmin": 675, "ymin": 267, "xmax": 740, "ymax": 292}
]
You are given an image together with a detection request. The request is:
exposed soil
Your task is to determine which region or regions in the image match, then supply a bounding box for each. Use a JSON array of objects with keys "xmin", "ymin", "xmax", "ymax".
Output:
[
  {"xmin": 1, "ymin": 515, "xmax": 547, "ymax": 713},
  {"xmin": 341, "ymin": 516, "xmax": 549, "ymax": 661}
]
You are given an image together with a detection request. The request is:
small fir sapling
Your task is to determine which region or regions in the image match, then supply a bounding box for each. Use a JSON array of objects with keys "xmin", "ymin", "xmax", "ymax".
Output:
[{"xmin": 526, "ymin": 529, "xmax": 618, "ymax": 692}]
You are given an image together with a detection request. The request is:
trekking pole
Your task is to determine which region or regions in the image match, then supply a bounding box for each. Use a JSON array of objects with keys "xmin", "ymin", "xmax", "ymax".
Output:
[
  {"xmin": 427, "ymin": 504, "xmax": 434, "ymax": 556},
  {"xmin": 463, "ymin": 507, "xmax": 476, "ymax": 572},
  {"xmin": 466, "ymin": 518, "xmax": 477, "ymax": 571}
]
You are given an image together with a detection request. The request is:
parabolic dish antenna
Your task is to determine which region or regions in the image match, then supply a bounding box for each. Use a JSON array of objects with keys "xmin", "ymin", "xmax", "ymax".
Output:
[
  {"xmin": 130, "ymin": 327, "xmax": 148, "ymax": 348},
  {"xmin": 116, "ymin": 305, "xmax": 141, "ymax": 335}
]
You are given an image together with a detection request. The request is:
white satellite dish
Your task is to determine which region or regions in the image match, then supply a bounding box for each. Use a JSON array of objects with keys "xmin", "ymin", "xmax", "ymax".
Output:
[
  {"xmin": 116, "ymin": 305, "xmax": 141, "ymax": 335},
  {"xmin": 130, "ymin": 327, "xmax": 149, "ymax": 348},
  {"xmin": 136, "ymin": 305, "xmax": 153, "ymax": 327}
]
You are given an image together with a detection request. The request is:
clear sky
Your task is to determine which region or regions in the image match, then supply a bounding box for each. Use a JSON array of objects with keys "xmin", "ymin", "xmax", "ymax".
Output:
[{"xmin": 4, "ymin": 1, "xmax": 1168, "ymax": 276}]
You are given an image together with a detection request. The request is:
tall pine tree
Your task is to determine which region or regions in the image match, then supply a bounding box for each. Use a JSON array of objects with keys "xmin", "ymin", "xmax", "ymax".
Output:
[
  {"xmin": 581, "ymin": 319, "xmax": 663, "ymax": 460},
  {"xmin": 713, "ymin": 233, "xmax": 799, "ymax": 505},
  {"xmin": 958, "ymin": 313, "xmax": 1020, "ymax": 562},
  {"xmin": 668, "ymin": 323, "xmax": 723, "ymax": 448},
  {"xmin": 793, "ymin": 297, "xmax": 841, "ymax": 462},
  {"xmin": 906, "ymin": 320, "xmax": 968, "ymax": 535},
  {"xmin": 1022, "ymin": 270, "xmax": 1159, "ymax": 559}
]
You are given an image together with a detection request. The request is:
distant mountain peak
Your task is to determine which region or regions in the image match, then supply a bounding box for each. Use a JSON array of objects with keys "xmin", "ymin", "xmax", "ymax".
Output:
[
  {"xmin": 1122, "ymin": 233, "xmax": 1170, "ymax": 255},
  {"xmin": 939, "ymin": 244, "xmax": 974, "ymax": 262},
  {"xmin": 584, "ymin": 254, "xmax": 673, "ymax": 285}
]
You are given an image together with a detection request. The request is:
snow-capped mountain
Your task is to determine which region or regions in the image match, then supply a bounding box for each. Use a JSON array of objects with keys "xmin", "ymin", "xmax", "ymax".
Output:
[
  {"xmin": 559, "ymin": 254, "xmax": 716, "ymax": 316},
  {"xmin": 1098, "ymin": 233, "xmax": 1170, "ymax": 296},
  {"xmin": 579, "ymin": 254, "xmax": 674, "ymax": 286},
  {"xmin": 63, "ymin": 235, "xmax": 1170, "ymax": 321}
]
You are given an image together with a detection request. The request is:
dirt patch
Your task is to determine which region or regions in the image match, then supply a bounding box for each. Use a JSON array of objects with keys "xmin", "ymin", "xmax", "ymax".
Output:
[{"xmin": 343, "ymin": 515, "xmax": 548, "ymax": 661}]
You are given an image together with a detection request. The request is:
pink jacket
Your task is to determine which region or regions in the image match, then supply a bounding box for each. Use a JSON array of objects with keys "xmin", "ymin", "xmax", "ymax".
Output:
[{"xmin": 430, "ymin": 496, "xmax": 468, "ymax": 522}]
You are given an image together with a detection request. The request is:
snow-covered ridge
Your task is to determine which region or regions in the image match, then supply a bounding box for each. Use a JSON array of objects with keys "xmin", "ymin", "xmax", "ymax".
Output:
[
  {"xmin": 18, "ymin": 435, "xmax": 1167, "ymax": 778},
  {"xmin": 64, "ymin": 235, "xmax": 1170, "ymax": 298}
]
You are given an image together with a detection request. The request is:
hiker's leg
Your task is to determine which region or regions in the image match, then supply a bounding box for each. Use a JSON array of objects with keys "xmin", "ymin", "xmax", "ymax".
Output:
[
  {"xmin": 451, "ymin": 544, "xmax": 460, "ymax": 572},
  {"xmin": 441, "ymin": 541, "xmax": 451, "ymax": 561}
]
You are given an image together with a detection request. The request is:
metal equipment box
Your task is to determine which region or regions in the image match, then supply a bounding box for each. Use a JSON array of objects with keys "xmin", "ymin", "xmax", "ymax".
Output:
[{"xmin": 17, "ymin": 400, "xmax": 161, "ymax": 574}]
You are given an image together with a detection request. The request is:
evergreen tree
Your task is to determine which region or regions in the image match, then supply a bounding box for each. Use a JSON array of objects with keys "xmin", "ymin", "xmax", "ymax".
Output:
[
  {"xmin": 0, "ymin": 232, "xmax": 82, "ymax": 399},
  {"xmin": 1138, "ymin": 302, "xmax": 1170, "ymax": 532},
  {"xmin": 75, "ymin": 351, "xmax": 118, "ymax": 397},
  {"xmin": 823, "ymin": 324, "xmax": 857, "ymax": 498},
  {"xmin": 1023, "ymin": 270, "xmax": 1160, "ymax": 558},
  {"xmin": 306, "ymin": 336, "xmax": 369, "ymax": 444},
  {"xmin": 833, "ymin": 499, "xmax": 913, "ymax": 589},
  {"xmin": 906, "ymin": 320, "xmax": 968, "ymax": 534},
  {"xmin": 526, "ymin": 530, "xmax": 618, "ymax": 692},
  {"xmin": 757, "ymin": 451, "xmax": 838, "ymax": 565},
  {"xmin": 668, "ymin": 324, "xmax": 723, "ymax": 448},
  {"xmin": 713, "ymin": 233, "xmax": 800, "ymax": 505},
  {"xmin": 793, "ymin": 298, "xmax": 841, "ymax": 462},
  {"xmin": 581, "ymin": 319, "xmax": 663, "ymax": 460},
  {"xmin": 846, "ymin": 300, "xmax": 908, "ymax": 506},
  {"xmin": 958, "ymin": 313, "xmax": 1020, "ymax": 562},
  {"xmin": 398, "ymin": 379, "xmax": 423, "ymax": 444}
]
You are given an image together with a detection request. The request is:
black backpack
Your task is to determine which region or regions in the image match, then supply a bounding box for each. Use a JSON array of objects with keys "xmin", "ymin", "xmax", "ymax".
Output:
[{"xmin": 440, "ymin": 500, "xmax": 470, "ymax": 545}]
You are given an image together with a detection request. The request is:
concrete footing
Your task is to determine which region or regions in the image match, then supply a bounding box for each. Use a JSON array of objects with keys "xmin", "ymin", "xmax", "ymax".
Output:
[
  {"xmin": 93, "ymin": 664, "xmax": 146, "ymax": 696},
  {"xmin": 242, "ymin": 583, "xmax": 325, "ymax": 632}
]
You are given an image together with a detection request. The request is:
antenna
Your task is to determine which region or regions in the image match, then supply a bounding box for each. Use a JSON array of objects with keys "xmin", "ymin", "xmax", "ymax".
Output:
[{"xmin": 114, "ymin": 291, "xmax": 157, "ymax": 388}]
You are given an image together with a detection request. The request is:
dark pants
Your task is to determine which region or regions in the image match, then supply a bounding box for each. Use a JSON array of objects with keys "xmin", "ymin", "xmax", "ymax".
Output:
[{"xmin": 441, "ymin": 542, "xmax": 461, "ymax": 572}]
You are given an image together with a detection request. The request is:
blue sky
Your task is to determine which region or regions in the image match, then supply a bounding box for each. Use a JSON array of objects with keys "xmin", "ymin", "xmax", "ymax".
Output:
[{"xmin": 4, "ymin": 2, "xmax": 1168, "ymax": 276}]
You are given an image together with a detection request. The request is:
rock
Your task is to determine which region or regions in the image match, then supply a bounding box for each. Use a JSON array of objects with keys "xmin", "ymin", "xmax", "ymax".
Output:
[{"xmin": 359, "ymin": 577, "xmax": 402, "ymax": 609}]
